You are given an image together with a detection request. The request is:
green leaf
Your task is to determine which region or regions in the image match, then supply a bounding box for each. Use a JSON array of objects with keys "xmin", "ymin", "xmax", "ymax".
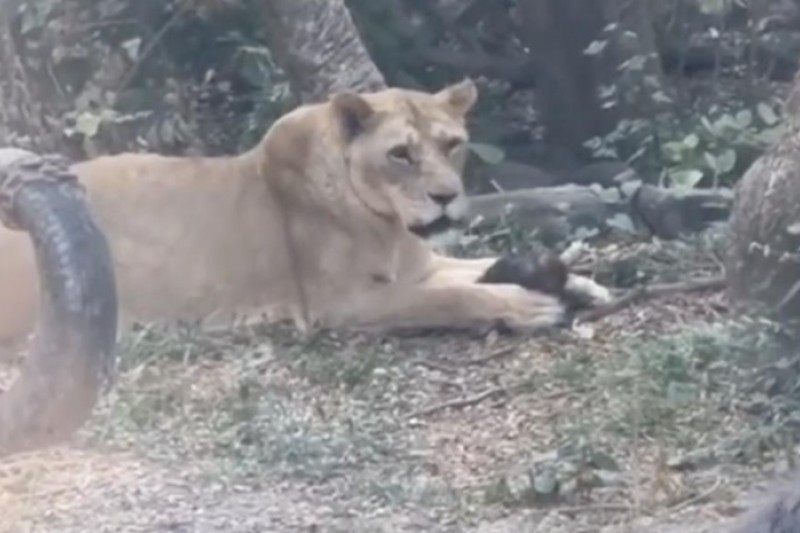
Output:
[
  {"xmin": 74, "ymin": 112, "xmax": 102, "ymax": 138},
  {"xmin": 584, "ymin": 40, "xmax": 608, "ymax": 55},
  {"xmin": 757, "ymin": 103, "xmax": 779, "ymax": 126},
  {"xmin": 619, "ymin": 55, "xmax": 646, "ymax": 71},
  {"xmin": 697, "ymin": 0, "xmax": 730, "ymax": 15},
  {"xmin": 620, "ymin": 179, "xmax": 643, "ymax": 197},
  {"xmin": 715, "ymin": 114, "xmax": 737, "ymax": 132},
  {"xmin": 683, "ymin": 133, "xmax": 700, "ymax": 149},
  {"xmin": 533, "ymin": 470, "xmax": 558, "ymax": 495},
  {"xmin": 626, "ymin": 146, "xmax": 647, "ymax": 165},
  {"xmin": 606, "ymin": 213, "xmax": 637, "ymax": 234},
  {"xmin": 662, "ymin": 141, "xmax": 687, "ymax": 163},
  {"xmin": 572, "ymin": 226, "xmax": 599, "ymax": 240},
  {"xmin": 735, "ymin": 109, "xmax": 753, "ymax": 129},
  {"xmin": 669, "ymin": 169, "xmax": 705, "ymax": 189},
  {"xmin": 467, "ymin": 142, "xmax": 505, "ymax": 165},
  {"xmin": 701, "ymin": 116, "xmax": 718, "ymax": 135},
  {"xmin": 598, "ymin": 84, "xmax": 617, "ymax": 99},
  {"xmin": 121, "ymin": 38, "xmax": 142, "ymax": 61},
  {"xmin": 717, "ymin": 149, "xmax": 737, "ymax": 174},
  {"xmin": 652, "ymin": 91, "xmax": 672, "ymax": 104},
  {"xmin": 755, "ymin": 126, "xmax": 784, "ymax": 146},
  {"xmin": 704, "ymin": 152, "xmax": 718, "ymax": 172}
]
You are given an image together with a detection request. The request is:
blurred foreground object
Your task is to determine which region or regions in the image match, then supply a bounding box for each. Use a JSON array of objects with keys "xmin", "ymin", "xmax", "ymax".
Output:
[
  {"xmin": 0, "ymin": 148, "xmax": 117, "ymax": 459},
  {"xmin": 727, "ymin": 473, "xmax": 800, "ymax": 533}
]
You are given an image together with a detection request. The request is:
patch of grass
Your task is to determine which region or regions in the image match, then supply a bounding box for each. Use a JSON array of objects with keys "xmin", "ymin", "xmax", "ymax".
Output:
[
  {"xmin": 89, "ymin": 323, "xmax": 410, "ymax": 487},
  {"xmin": 477, "ymin": 315, "xmax": 800, "ymax": 511},
  {"xmin": 363, "ymin": 468, "xmax": 461, "ymax": 509},
  {"xmin": 563, "ymin": 316, "xmax": 800, "ymax": 463},
  {"xmin": 481, "ymin": 434, "xmax": 619, "ymax": 508},
  {"xmin": 606, "ymin": 323, "xmax": 737, "ymax": 437},
  {"xmin": 213, "ymin": 393, "xmax": 395, "ymax": 482},
  {"xmin": 550, "ymin": 349, "xmax": 595, "ymax": 387},
  {"xmin": 257, "ymin": 324, "xmax": 402, "ymax": 391},
  {"xmin": 77, "ymin": 273, "xmax": 800, "ymax": 527},
  {"xmin": 115, "ymin": 321, "xmax": 261, "ymax": 370}
]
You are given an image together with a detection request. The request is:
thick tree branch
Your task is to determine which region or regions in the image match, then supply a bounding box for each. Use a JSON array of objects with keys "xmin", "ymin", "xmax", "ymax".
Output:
[{"xmin": 259, "ymin": 0, "xmax": 387, "ymax": 103}]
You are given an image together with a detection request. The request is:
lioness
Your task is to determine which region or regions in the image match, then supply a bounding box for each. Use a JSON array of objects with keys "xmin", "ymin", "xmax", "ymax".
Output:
[{"xmin": 0, "ymin": 79, "xmax": 608, "ymax": 341}]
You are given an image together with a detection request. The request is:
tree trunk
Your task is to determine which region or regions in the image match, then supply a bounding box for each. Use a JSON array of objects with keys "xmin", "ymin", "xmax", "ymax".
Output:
[
  {"xmin": 514, "ymin": 0, "xmax": 664, "ymax": 164},
  {"xmin": 259, "ymin": 0, "xmax": 387, "ymax": 103},
  {"xmin": 726, "ymin": 70, "xmax": 800, "ymax": 321},
  {"xmin": 0, "ymin": 6, "xmax": 60, "ymax": 152}
]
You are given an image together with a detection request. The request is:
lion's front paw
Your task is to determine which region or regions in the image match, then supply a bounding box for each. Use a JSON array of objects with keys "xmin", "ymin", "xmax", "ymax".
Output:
[
  {"xmin": 492, "ymin": 285, "xmax": 568, "ymax": 333},
  {"xmin": 477, "ymin": 253, "xmax": 613, "ymax": 313},
  {"xmin": 564, "ymin": 274, "xmax": 613, "ymax": 308}
]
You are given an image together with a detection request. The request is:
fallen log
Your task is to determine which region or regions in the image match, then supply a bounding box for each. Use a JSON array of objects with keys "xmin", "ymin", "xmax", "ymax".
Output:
[{"xmin": 467, "ymin": 182, "xmax": 733, "ymax": 242}]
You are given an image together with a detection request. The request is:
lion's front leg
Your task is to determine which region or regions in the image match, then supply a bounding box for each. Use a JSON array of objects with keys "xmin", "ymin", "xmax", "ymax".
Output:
[{"xmin": 335, "ymin": 281, "xmax": 567, "ymax": 334}]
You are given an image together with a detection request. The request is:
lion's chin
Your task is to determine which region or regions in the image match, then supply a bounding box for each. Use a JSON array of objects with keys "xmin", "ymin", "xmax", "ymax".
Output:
[{"xmin": 409, "ymin": 215, "xmax": 464, "ymax": 239}]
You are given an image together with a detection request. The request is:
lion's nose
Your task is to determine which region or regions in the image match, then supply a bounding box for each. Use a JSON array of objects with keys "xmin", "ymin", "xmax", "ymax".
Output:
[{"xmin": 429, "ymin": 192, "xmax": 457, "ymax": 206}]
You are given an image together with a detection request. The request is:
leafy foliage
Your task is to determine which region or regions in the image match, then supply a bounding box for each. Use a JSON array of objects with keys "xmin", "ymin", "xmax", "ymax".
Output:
[
  {"xmin": 13, "ymin": 0, "xmax": 293, "ymax": 157},
  {"xmin": 659, "ymin": 104, "xmax": 784, "ymax": 188},
  {"xmin": 584, "ymin": 19, "xmax": 786, "ymax": 191}
]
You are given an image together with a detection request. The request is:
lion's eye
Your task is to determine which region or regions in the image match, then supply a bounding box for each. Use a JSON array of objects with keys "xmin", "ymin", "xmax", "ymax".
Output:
[{"xmin": 388, "ymin": 145, "xmax": 413, "ymax": 164}]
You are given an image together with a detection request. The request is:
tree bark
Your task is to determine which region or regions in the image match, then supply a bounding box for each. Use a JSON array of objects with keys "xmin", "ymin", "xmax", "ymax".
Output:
[
  {"xmin": 514, "ymin": 0, "xmax": 664, "ymax": 163},
  {"xmin": 0, "ymin": 5, "xmax": 60, "ymax": 152},
  {"xmin": 726, "ymin": 70, "xmax": 800, "ymax": 321},
  {"xmin": 726, "ymin": 471, "xmax": 800, "ymax": 533},
  {"xmin": 259, "ymin": 0, "xmax": 387, "ymax": 103}
]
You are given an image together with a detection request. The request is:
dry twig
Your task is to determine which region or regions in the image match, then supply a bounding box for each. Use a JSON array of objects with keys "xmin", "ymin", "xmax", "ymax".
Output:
[
  {"xmin": 576, "ymin": 276, "xmax": 726, "ymax": 323},
  {"xmin": 408, "ymin": 382, "xmax": 589, "ymax": 420},
  {"xmin": 662, "ymin": 475, "xmax": 725, "ymax": 515},
  {"xmin": 414, "ymin": 346, "xmax": 516, "ymax": 373},
  {"xmin": 463, "ymin": 346, "xmax": 516, "ymax": 366},
  {"xmin": 407, "ymin": 385, "xmax": 508, "ymax": 419}
]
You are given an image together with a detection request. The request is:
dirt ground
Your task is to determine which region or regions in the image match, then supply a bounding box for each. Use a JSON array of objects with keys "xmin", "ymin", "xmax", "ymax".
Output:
[{"xmin": 1, "ymin": 235, "xmax": 796, "ymax": 533}]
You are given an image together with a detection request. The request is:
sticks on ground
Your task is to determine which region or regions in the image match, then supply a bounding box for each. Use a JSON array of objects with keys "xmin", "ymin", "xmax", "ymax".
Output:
[
  {"xmin": 576, "ymin": 275, "xmax": 726, "ymax": 323},
  {"xmin": 407, "ymin": 385, "xmax": 508, "ymax": 419},
  {"xmin": 409, "ymin": 276, "xmax": 726, "ymax": 420}
]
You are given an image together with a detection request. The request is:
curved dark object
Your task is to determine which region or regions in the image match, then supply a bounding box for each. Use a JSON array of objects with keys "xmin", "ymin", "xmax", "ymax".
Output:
[
  {"xmin": 478, "ymin": 252, "xmax": 568, "ymax": 296},
  {"xmin": 0, "ymin": 150, "xmax": 117, "ymax": 458},
  {"xmin": 477, "ymin": 252, "xmax": 591, "ymax": 313},
  {"xmin": 727, "ymin": 474, "xmax": 800, "ymax": 533}
]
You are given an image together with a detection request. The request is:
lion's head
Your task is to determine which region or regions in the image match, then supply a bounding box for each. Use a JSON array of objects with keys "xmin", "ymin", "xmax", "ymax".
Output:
[{"xmin": 330, "ymin": 79, "xmax": 478, "ymax": 240}]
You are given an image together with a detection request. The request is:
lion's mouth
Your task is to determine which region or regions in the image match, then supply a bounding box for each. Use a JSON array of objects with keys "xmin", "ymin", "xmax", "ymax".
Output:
[{"xmin": 409, "ymin": 216, "xmax": 462, "ymax": 239}]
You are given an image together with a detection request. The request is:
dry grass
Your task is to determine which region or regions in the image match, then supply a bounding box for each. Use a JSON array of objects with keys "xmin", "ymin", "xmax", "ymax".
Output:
[{"xmin": 1, "ymin": 227, "xmax": 799, "ymax": 532}]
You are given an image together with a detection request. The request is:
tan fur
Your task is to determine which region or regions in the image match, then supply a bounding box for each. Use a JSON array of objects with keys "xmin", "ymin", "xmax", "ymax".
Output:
[{"xmin": 0, "ymin": 80, "xmax": 607, "ymax": 340}]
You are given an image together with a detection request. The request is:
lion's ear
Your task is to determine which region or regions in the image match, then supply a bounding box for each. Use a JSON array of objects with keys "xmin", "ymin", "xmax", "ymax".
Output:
[
  {"xmin": 435, "ymin": 78, "xmax": 478, "ymax": 117},
  {"xmin": 331, "ymin": 92, "xmax": 375, "ymax": 139}
]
